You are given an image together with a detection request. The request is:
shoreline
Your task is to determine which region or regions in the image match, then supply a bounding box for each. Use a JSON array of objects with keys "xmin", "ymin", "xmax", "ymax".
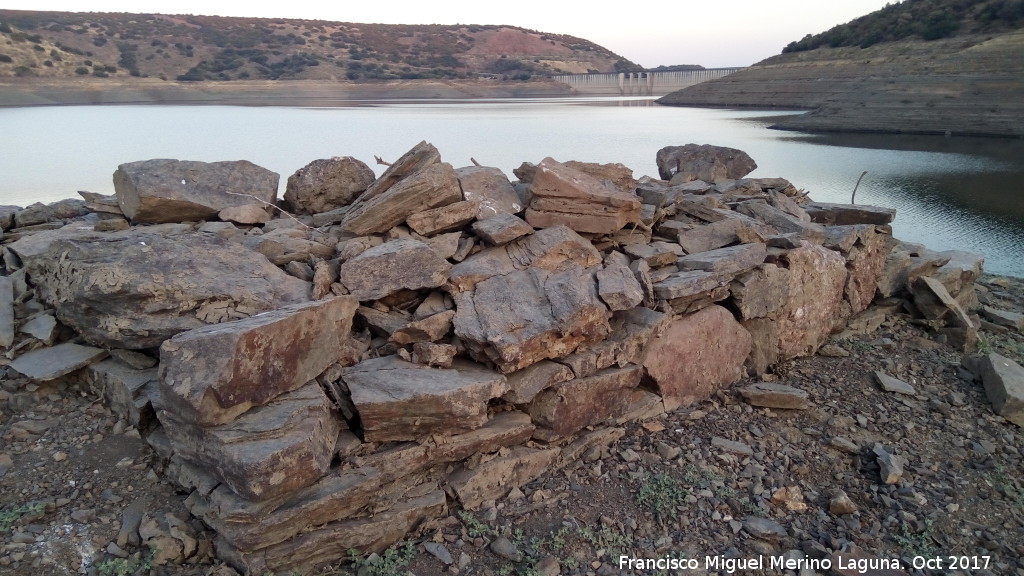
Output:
[{"xmin": 0, "ymin": 77, "xmax": 579, "ymax": 108}]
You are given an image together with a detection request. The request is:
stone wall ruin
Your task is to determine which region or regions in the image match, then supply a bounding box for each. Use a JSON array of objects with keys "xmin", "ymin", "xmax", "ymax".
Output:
[{"xmin": 0, "ymin": 141, "xmax": 996, "ymax": 574}]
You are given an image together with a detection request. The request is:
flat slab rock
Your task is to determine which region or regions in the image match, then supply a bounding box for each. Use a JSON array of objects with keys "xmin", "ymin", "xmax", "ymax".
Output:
[
  {"xmin": 738, "ymin": 382, "xmax": 810, "ymax": 409},
  {"xmin": 341, "ymin": 161, "xmax": 462, "ymax": 235},
  {"xmin": 804, "ymin": 202, "xmax": 896, "ymax": 225},
  {"xmin": 160, "ymin": 381, "xmax": 341, "ymax": 502},
  {"xmin": 677, "ymin": 242, "xmax": 767, "ymax": 276},
  {"xmin": 529, "ymin": 365, "xmax": 643, "ymax": 438},
  {"xmin": 27, "ymin": 230, "xmax": 311, "ymax": 349},
  {"xmin": 525, "ymin": 157, "xmax": 641, "ymax": 234},
  {"xmin": 159, "ymin": 296, "xmax": 358, "ymax": 426},
  {"xmin": 343, "ymin": 356, "xmax": 508, "ymax": 442},
  {"xmin": 114, "ymin": 159, "xmax": 279, "ymax": 224},
  {"xmin": 10, "ymin": 342, "xmax": 108, "ymax": 381}
]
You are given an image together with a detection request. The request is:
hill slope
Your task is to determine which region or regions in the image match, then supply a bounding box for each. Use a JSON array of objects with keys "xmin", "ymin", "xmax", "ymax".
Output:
[
  {"xmin": 658, "ymin": 0, "xmax": 1024, "ymax": 137},
  {"xmin": 0, "ymin": 10, "xmax": 638, "ymax": 83}
]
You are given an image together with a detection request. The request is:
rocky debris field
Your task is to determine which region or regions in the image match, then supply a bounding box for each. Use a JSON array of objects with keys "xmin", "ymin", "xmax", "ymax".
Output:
[{"xmin": 0, "ymin": 140, "xmax": 1022, "ymax": 576}]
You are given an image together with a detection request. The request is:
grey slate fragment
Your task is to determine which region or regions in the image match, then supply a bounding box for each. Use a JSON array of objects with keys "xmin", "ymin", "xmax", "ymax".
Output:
[
  {"xmin": 978, "ymin": 353, "xmax": 1024, "ymax": 427},
  {"xmin": 874, "ymin": 371, "xmax": 917, "ymax": 395},
  {"xmin": 653, "ymin": 269, "xmax": 723, "ymax": 300},
  {"xmin": 677, "ymin": 242, "xmax": 767, "ymax": 276},
  {"xmin": 471, "ymin": 213, "xmax": 534, "ymax": 246},
  {"xmin": 20, "ymin": 314, "xmax": 58, "ymax": 345},
  {"xmin": 873, "ymin": 445, "xmax": 905, "ymax": 484},
  {"xmin": 711, "ymin": 436, "xmax": 753, "ymax": 456},
  {"xmin": 0, "ymin": 276, "xmax": 14, "ymax": 348},
  {"xmin": 10, "ymin": 342, "xmax": 109, "ymax": 381},
  {"xmin": 803, "ymin": 202, "xmax": 896, "ymax": 225},
  {"xmin": 982, "ymin": 306, "xmax": 1023, "ymax": 331},
  {"xmin": 742, "ymin": 517, "xmax": 787, "ymax": 542}
]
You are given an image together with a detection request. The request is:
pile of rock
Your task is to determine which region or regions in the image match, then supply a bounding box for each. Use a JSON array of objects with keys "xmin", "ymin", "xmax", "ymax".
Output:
[{"xmin": 1, "ymin": 141, "xmax": 1019, "ymax": 574}]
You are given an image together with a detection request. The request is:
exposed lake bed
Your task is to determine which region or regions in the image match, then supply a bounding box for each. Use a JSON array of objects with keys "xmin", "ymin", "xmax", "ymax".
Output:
[{"xmin": 2, "ymin": 97, "xmax": 1021, "ymax": 276}]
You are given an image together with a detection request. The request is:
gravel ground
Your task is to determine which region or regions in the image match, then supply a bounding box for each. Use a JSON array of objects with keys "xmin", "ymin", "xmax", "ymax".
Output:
[{"xmin": 2, "ymin": 274, "xmax": 1022, "ymax": 576}]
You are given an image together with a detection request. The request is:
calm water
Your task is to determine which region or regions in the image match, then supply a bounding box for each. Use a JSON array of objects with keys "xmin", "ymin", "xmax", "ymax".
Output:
[{"xmin": 1, "ymin": 97, "xmax": 1022, "ymax": 276}]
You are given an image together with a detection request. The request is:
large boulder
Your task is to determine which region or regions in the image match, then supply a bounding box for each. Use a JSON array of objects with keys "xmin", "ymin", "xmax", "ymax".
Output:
[
  {"xmin": 284, "ymin": 157, "xmax": 375, "ymax": 215},
  {"xmin": 27, "ymin": 229, "xmax": 310, "ymax": 349},
  {"xmin": 524, "ymin": 158, "xmax": 641, "ymax": 234},
  {"xmin": 113, "ymin": 159, "xmax": 279, "ymax": 224},
  {"xmin": 655, "ymin": 144, "xmax": 757, "ymax": 183},
  {"xmin": 641, "ymin": 305, "xmax": 752, "ymax": 410},
  {"xmin": 158, "ymin": 296, "xmax": 358, "ymax": 426}
]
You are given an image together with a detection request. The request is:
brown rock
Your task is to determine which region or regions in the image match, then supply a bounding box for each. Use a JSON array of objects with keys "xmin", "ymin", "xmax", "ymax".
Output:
[
  {"xmin": 0, "ymin": 276, "xmax": 12, "ymax": 348},
  {"xmin": 114, "ymin": 159, "xmax": 279, "ymax": 224},
  {"xmin": 448, "ymin": 447, "xmax": 560, "ymax": 509},
  {"xmin": 160, "ymin": 382, "xmax": 341, "ymax": 502},
  {"xmin": 455, "ymin": 166, "xmax": 524, "ymax": 219},
  {"xmin": 730, "ymin": 263, "xmax": 790, "ymax": 320},
  {"xmin": 595, "ymin": 263, "xmax": 644, "ymax": 311},
  {"xmin": 449, "ymin": 225, "xmax": 601, "ymax": 292},
  {"xmin": 453, "ymin": 264, "xmax": 611, "ymax": 373},
  {"xmin": 284, "ymin": 157, "xmax": 375, "ymax": 215},
  {"xmin": 655, "ymin": 144, "xmax": 757, "ymax": 183},
  {"xmin": 411, "ymin": 342, "xmax": 458, "ymax": 368},
  {"xmin": 423, "ymin": 231, "xmax": 463, "ymax": 259},
  {"xmin": 86, "ymin": 359, "xmax": 158, "ymax": 427},
  {"xmin": 564, "ymin": 161, "xmax": 637, "ymax": 193},
  {"xmin": 842, "ymin": 226, "xmax": 889, "ymax": 315},
  {"xmin": 341, "ymin": 162, "xmax": 462, "ymax": 235},
  {"xmin": 642, "ymin": 305, "xmax": 751, "ymax": 410},
  {"xmin": 624, "ymin": 242, "xmax": 681, "ymax": 267},
  {"xmin": 736, "ymin": 200, "xmax": 825, "ymax": 241},
  {"xmin": 223, "ymin": 490, "xmax": 448, "ymax": 574},
  {"xmin": 978, "ymin": 353, "xmax": 1024, "ymax": 427},
  {"xmin": 78, "ymin": 191, "xmax": 124, "ymax": 215},
  {"xmin": 343, "ymin": 356, "xmax": 507, "ymax": 442},
  {"xmin": 557, "ymin": 307, "xmax": 670, "ymax": 378},
  {"xmin": 502, "ymin": 360, "xmax": 575, "ymax": 404},
  {"xmin": 911, "ymin": 275, "xmax": 974, "ymax": 327},
  {"xmin": 27, "ymin": 230, "xmax": 311, "ymax": 349},
  {"xmin": 349, "ymin": 141, "xmax": 440, "ymax": 205},
  {"xmin": 653, "ymin": 269, "xmax": 725, "ymax": 300},
  {"xmin": 158, "ymin": 296, "xmax": 358, "ymax": 426},
  {"xmin": 242, "ymin": 229, "xmax": 335, "ymax": 266},
  {"xmin": 676, "ymin": 215, "xmax": 760, "ymax": 254},
  {"xmin": 773, "ymin": 242, "xmax": 848, "ymax": 360},
  {"xmin": 406, "ymin": 200, "xmax": 479, "ymax": 236},
  {"xmin": 738, "ymin": 382, "xmax": 809, "ymax": 409},
  {"xmin": 338, "ymin": 239, "xmax": 452, "ymax": 301},
  {"xmin": 218, "ymin": 204, "xmax": 270, "ymax": 225},
  {"xmin": 525, "ymin": 158, "xmax": 641, "ymax": 234},
  {"xmin": 390, "ymin": 310, "xmax": 455, "ymax": 345},
  {"xmin": 529, "ymin": 366, "xmax": 643, "ymax": 438},
  {"xmin": 471, "ymin": 214, "xmax": 534, "ymax": 245}
]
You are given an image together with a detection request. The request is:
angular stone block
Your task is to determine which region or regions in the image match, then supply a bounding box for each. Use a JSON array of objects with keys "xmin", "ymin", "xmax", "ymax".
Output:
[
  {"xmin": 341, "ymin": 162, "xmax": 462, "ymax": 235},
  {"xmin": 471, "ymin": 214, "xmax": 534, "ymax": 246},
  {"xmin": 343, "ymin": 356, "xmax": 507, "ymax": 442},
  {"xmin": 979, "ymin": 353, "xmax": 1024, "ymax": 427},
  {"xmin": 406, "ymin": 200, "xmax": 479, "ymax": 236},
  {"xmin": 456, "ymin": 166, "xmax": 524, "ymax": 219},
  {"xmin": 804, "ymin": 202, "xmax": 896, "ymax": 225},
  {"xmin": 595, "ymin": 263, "xmax": 644, "ymax": 311},
  {"xmin": 159, "ymin": 296, "xmax": 358, "ymax": 426},
  {"xmin": 529, "ymin": 365, "xmax": 642, "ymax": 438},
  {"xmin": 739, "ymin": 382, "xmax": 810, "ymax": 409},
  {"xmin": 641, "ymin": 305, "xmax": 751, "ymax": 411},
  {"xmin": 338, "ymin": 239, "xmax": 452, "ymax": 302},
  {"xmin": 678, "ymin": 242, "xmax": 767, "ymax": 276},
  {"xmin": 160, "ymin": 382, "xmax": 342, "ymax": 502},
  {"xmin": 525, "ymin": 158, "xmax": 641, "ymax": 234},
  {"xmin": 448, "ymin": 447, "xmax": 560, "ymax": 509},
  {"xmin": 86, "ymin": 359, "xmax": 159, "ymax": 427},
  {"xmin": 502, "ymin": 360, "xmax": 574, "ymax": 404}
]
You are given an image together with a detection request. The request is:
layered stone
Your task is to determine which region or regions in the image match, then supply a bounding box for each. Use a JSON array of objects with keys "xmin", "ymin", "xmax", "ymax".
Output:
[
  {"xmin": 343, "ymin": 356, "xmax": 507, "ymax": 442},
  {"xmin": 528, "ymin": 365, "xmax": 643, "ymax": 438},
  {"xmin": 160, "ymin": 382, "xmax": 341, "ymax": 502},
  {"xmin": 525, "ymin": 158, "xmax": 641, "ymax": 234},
  {"xmin": 455, "ymin": 166, "xmax": 524, "ymax": 219},
  {"xmin": 341, "ymin": 162, "xmax": 462, "ymax": 235},
  {"xmin": 158, "ymin": 296, "xmax": 358, "ymax": 426}
]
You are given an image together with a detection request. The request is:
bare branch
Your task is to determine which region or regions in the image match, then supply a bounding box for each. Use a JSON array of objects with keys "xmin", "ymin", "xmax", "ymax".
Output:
[{"xmin": 374, "ymin": 155, "xmax": 393, "ymax": 167}]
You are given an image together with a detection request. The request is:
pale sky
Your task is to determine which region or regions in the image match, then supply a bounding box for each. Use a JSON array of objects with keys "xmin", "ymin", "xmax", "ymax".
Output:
[{"xmin": 6, "ymin": 1, "xmax": 896, "ymax": 68}]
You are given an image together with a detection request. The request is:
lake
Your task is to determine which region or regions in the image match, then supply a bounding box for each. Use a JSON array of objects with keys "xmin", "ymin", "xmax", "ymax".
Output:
[{"xmin": 1, "ymin": 97, "xmax": 1022, "ymax": 276}]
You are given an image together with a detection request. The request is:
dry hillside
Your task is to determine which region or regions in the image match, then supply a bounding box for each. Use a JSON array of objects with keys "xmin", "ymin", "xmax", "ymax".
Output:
[{"xmin": 0, "ymin": 10, "xmax": 640, "ymax": 83}]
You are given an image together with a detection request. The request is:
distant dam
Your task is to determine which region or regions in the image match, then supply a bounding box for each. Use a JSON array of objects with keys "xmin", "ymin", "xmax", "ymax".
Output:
[{"xmin": 551, "ymin": 68, "xmax": 744, "ymax": 97}]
